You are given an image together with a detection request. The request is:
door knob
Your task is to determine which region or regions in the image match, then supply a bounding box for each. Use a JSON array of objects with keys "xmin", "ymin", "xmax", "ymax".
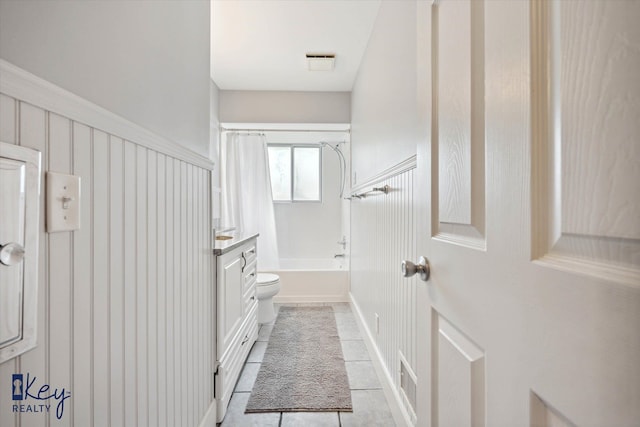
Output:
[
  {"xmin": 0, "ymin": 242, "xmax": 25, "ymax": 266},
  {"xmin": 402, "ymin": 256, "xmax": 430, "ymax": 281}
]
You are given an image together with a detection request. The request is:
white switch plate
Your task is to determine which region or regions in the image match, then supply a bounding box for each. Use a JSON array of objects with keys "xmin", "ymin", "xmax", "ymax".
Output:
[{"xmin": 46, "ymin": 171, "xmax": 81, "ymax": 232}]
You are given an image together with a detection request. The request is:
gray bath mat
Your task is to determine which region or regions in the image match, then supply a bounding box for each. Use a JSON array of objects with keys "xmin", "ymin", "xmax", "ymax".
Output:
[{"xmin": 245, "ymin": 306, "xmax": 353, "ymax": 413}]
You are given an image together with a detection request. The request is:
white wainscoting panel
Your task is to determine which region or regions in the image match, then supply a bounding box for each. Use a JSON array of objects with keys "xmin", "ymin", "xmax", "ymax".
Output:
[
  {"xmin": 350, "ymin": 163, "xmax": 417, "ymax": 425},
  {"xmin": 0, "ymin": 91, "xmax": 213, "ymax": 426}
]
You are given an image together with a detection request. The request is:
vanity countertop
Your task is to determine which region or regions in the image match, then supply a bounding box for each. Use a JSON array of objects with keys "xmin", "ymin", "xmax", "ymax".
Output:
[{"xmin": 213, "ymin": 231, "xmax": 259, "ymax": 255}]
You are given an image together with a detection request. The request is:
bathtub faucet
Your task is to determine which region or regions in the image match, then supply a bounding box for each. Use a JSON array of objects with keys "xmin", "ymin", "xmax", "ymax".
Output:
[{"xmin": 334, "ymin": 254, "xmax": 345, "ymax": 258}]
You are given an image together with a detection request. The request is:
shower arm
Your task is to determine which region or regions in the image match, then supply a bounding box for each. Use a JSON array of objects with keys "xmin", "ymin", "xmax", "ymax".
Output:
[{"xmin": 320, "ymin": 141, "xmax": 347, "ymax": 198}]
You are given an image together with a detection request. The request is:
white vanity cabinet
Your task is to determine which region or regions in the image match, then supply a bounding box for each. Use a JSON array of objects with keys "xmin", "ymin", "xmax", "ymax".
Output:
[{"xmin": 214, "ymin": 235, "xmax": 258, "ymax": 422}]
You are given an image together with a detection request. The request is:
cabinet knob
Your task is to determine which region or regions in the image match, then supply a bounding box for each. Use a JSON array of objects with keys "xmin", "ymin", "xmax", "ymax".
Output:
[{"xmin": 0, "ymin": 242, "xmax": 25, "ymax": 266}]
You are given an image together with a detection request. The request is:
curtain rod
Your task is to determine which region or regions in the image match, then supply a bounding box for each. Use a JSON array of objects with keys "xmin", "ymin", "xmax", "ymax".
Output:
[
  {"xmin": 220, "ymin": 127, "xmax": 350, "ymax": 133},
  {"xmin": 224, "ymin": 131, "xmax": 265, "ymax": 136}
]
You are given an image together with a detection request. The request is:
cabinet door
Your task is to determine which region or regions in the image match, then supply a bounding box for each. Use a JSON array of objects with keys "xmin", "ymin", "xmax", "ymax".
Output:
[
  {"xmin": 0, "ymin": 157, "xmax": 26, "ymax": 348},
  {"xmin": 217, "ymin": 252, "xmax": 244, "ymax": 359},
  {"xmin": 0, "ymin": 142, "xmax": 41, "ymax": 363}
]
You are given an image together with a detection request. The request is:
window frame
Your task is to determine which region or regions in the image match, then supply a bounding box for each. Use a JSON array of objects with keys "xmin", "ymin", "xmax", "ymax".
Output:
[{"xmin": 267, "ymin": 144, "xmax": 323, "ymax": 203}]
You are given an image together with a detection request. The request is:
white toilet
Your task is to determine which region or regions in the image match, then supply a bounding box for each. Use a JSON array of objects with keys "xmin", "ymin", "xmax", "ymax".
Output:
[{"xmin": 256, "ymin": 273, "xmax": 281, "ymax": 324}]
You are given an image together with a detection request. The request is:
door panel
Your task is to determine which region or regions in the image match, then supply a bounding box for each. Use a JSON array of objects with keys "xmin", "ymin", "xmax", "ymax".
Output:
[
  {"xmin": 416, "ymin": 0, "xmax": 640, "ymax": 426},
  {"xmin": 558, "ymin": 2, "xmax": 640, "ymax": 240},
  {"xmin": 432, "ymin": 0, "xmax": 486, "ymax": 249},
  {"xmin": 530, "ymin": 392, "xmax": 575, "ymax": 427},
  {"xmin": 531, "ymin": 0, "xmax": 640, "ymax": 286},
  {"xmin": 433, "ymin": 312, "xmax": 485, "ymax": 427}
]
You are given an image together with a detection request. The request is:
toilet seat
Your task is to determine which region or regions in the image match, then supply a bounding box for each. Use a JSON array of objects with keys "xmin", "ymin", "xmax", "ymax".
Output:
[{"xmin": 257, "ymin": 273, "xmax": 280, "ymax": 286}]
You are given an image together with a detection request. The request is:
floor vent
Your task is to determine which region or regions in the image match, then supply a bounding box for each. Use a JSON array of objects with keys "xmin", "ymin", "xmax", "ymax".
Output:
[{"xmin": 399, "ymin": 351, "xmax": 417, "ymax": 423}]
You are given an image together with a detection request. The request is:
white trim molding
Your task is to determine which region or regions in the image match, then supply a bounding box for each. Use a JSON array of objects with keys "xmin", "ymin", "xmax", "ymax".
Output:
[
  {"xmin": 198, "ymin": 399, "xmax": 218, "ymax": 427},
  {"xmin": 220, "ymin": 122, "xmax": 351, "ymax": 133},
  {"xmin": 0, "ymin": 59, "xmax": 214, "ymax": 170},
  {"xmin": 351, "ymin": 155, "xmax": 417, "ymax": 194},
  {"xmin": 350, "ymin": 295, "xmax": 414, "ymax": 427}
]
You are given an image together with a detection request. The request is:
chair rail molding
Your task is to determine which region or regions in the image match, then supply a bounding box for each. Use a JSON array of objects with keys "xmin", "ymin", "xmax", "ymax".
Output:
[
  {"xmin": 0, "ymin": 59, "xmax": 214, "ymax": 170},
  {"xmin": 351, "ymin": 155, "xmax": 417, "ymax": 194}
]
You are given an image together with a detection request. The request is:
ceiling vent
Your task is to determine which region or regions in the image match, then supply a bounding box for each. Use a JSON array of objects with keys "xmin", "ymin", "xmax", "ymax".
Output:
[{"xmin": 306, "ymin": 53, "xmax": 335, "ymax": 71}]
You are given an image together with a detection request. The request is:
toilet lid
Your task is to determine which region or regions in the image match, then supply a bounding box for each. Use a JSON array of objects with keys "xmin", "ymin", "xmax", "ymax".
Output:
[{"xmin": 257, "ymin": 273, "xmax": 280, "ymax": 286}]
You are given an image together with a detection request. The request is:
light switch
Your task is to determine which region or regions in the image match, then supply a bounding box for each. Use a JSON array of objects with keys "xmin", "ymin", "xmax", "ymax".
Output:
[{"xmin": 46, "ymin": 172, "xmax": 81, "ymax": 232}]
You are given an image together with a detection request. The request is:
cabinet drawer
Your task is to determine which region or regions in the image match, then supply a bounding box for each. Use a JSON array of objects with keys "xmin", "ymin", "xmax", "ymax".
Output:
[
  {"xmin": 243, "ymin": 244, "xmax": 257, "ymax": 265},
  {"xmin": 243, "ymin": 260, "xmax": 257, "ymax": 292},
  {"xmin": 244, "ymin": 285, "xmax": 257, "ymax": 315}
]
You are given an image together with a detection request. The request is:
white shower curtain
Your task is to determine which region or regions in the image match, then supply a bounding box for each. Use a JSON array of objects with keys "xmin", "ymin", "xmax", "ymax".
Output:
[{"xmin": 221, "ymin": 133, "xmax": 280, "ymax": 270}]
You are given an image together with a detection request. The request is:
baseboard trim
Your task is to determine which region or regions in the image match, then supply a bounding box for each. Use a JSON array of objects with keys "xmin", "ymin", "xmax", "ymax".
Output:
[
  {"xmin": 349, "ymin": 293, "xmax": 414, "ymax": 427},
  {"xmin": 198, "ymin": 399, "xmax": 217, "ymax": 427},
  {"xmin": 273, "ymin": 294, "xmax": 349, "ymax": 304},
  {"xmin": 0, "ymin": 59, "xmax": 214, "ymax": 170}
]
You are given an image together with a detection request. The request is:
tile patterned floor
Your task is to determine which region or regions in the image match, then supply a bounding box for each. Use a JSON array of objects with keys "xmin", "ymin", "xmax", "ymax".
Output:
[{"xmin": 219, "ymin": 303, "xmax": 396, "ymax": 427}]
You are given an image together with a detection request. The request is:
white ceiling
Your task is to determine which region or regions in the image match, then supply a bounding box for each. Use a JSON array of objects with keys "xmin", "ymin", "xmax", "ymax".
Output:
[{"xmin": 211, "ymin": 0, "xmax": 381, "ymax": 92}]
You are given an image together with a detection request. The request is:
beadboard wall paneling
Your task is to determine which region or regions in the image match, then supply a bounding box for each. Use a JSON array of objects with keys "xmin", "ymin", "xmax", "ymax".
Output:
[
  {"xmin": 0, "ymin": 92, "xmax": 213, "ymax": 426},
  {"xmin": 350, "ymin": 164, "xmax": 417, "ymax": 425}
]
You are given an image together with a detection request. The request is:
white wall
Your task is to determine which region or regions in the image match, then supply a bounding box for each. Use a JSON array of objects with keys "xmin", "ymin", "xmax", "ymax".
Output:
[
  {"xmin": 350, "ymin": 166, "xmax": 418, "ymax": 423},
  {"xmin": 350, "ymin": 0, "xmax": 419, "ymax": 185},
  {"xmin": 220, "ymin": 90, "xmax": 351, "ymax": 124},
  {"xmin": 0, "ymin": 0, "xmax": 211, "ymax": 158},
  {"xmin": 0, "ymin": 80, "xmax": 214, "ymax": 426},
  {"xmin": 211, "ymin": 80, "xmax": 223, "ymax": 221},
  {"xmin": 349, "ymin": 1, "xmax": 427, "ymax": 424},
  {"xmin": 265, "ymin": 132, "xmax": 347, "ymax": 260},
  {"xmin": 211, "ymin": 80, "xmax": 221, "ymax": 164}
]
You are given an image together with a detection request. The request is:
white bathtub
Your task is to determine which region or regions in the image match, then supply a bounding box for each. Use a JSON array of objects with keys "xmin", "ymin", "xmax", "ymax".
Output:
[{"xmin": 266, "ymin": 258, "xmax": 349, "ymax": 303}]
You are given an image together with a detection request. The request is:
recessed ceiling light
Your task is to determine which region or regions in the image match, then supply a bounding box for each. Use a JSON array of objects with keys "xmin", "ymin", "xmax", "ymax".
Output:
[{"xmin": 306, "ymin": 53, "xmax": 336, "ymax": 71}]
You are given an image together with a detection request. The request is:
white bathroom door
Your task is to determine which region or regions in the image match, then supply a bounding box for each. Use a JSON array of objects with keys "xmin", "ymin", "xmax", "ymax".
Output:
[{"xmin": 414, "ymin": 1, "xmax": 640, "ymax": 426}]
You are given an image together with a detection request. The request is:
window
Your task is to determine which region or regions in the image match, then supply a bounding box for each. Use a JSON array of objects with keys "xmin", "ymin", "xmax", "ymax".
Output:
[
  {"xmin": 267, "ymin": 146, "xmax": 292, "ymax": 201},
  {"xmin": 268, "ymin": 145, "xmax": 321, "ymax": 202}
]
